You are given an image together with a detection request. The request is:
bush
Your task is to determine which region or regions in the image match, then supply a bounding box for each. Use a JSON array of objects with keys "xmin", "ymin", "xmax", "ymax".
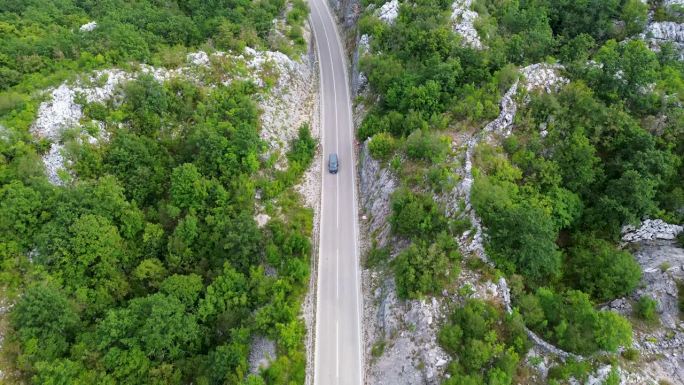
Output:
[
  {"xmin": 484, "ymin": 202, "xmax": 562, "ymax": 285},
  {"xmin": 365, "ymin": 240, "xmax": 390, "ymax": 268},
  {"xmin": 439, "ymin": 299, "xmax": 530, "ymax": 385},
  {"xmin": 368, "ymin": 132, "xmax": 397, "ymax": 160},
  {"xmin": 393, "ymin": 232, "xmax": 460, "ymax": 299},
  {"xmin": 389, "ymin": 187, "xmax": 448, "ymax": 240},
  {"xmin": 565, "ymin": 234, "xmax": 642, "ymax": 302},
  {"xmin": 519, "ymin": 288, "xmax": 633, "ymax": 355},
  {"xmin": 405, "ymin": 130, "xmax": 449, "ymax": 163},
  {"xmin": 288, "ymin": 124, "xmax": 316, "ymax": 167},
  {"xmin": 676, "ymin": 280, "xmax": 684, "ymax": 316},
  {"xmin": 635, "ymin": 296, "xmax": 659, "ymax": 323}
]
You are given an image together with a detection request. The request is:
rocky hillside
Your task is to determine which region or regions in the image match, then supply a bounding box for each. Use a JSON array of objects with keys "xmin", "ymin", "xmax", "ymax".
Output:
[{"xmin": 345, "ymin": 0, "xmax": 684, "ymax": 384}]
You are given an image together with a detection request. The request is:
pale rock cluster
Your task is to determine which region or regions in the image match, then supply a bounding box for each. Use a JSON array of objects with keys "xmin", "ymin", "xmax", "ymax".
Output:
[
  {"xmin": 31, "ymin": 48, "xmax": 316, "ymax": 185},
  {"xmin": 359, "ymin": 141, "xmax": 397, "ymax": 246},
  {"xmin": 520, "ymin": 63, "xmax": 569, "ymax": 94},
  {"xmin": 187, "ymin": 51, "xmax": 210, "ymax": 67},
  {"xmin": 31, "ymin": 69, "xmax": 131, "ymax": 184},
  {"xmin": 79, "ymin": 21, "xmax": 97, "ymax": 32},
  {"xmin": 622, "ymin": 219, "xmax": 683, "ymax": 243},
  {"xmin": 249, "ymin": 335, "xmax": 277, "ymax": 374},
  {"xmin": 242, "ymin": 47, "xmax": 316, "ymax": 170},
  {"xmin": 376, "ymin": 0, "xmax": 399, "ymax": 25},
  {"xmin": 450, "ymin": 0, "xmax": 483, "ymax": 49}
]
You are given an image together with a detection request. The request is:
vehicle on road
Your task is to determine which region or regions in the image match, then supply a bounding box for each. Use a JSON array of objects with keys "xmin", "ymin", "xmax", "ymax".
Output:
[{"xmin": 328, "ymin": 153, "xmax": 338, "ymax": 174}]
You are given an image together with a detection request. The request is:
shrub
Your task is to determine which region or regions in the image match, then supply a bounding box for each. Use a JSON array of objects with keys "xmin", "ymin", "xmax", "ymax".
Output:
[
  {"xmin": 635, "ymin": 296, "xmax": 659, "ymax": 323},
  {"xmin": 622, "ymin": 347, "xmax": 640, "ymax": 361},
  {"xmin": 288, "ymin": 124, "xmax": 316, "ymax": 167},
  {"xmin": 519, "ymin": 288, "xmax": 633, "ymax": 355},
  {"xmin": 393, "ymin": 233, "xmax": 460, "ymax": 299},
  {"xmin": 389, "ymin": 187, "xmax": 448, "ymax": 240},
  {"xmin": 565, "ymin": 234, "xmax": 642, "ymax": 302},
  {"xmin": 676, "ymin": 280, "xmax": 684, "ymax": 316},
  {"xmin": 405, "ymin": 130, "xmax": 449, "ymax": 163},
  {"xmin": 365, "ymin": 240, "xmax": 390, "ymax": 268},
  {"xmin": 439, "ymin": 299, "xmax": 530, "ymax": 385},
  {"xmin": 368, "ymin": 132, "xmax": 397, "ymax": 160}
]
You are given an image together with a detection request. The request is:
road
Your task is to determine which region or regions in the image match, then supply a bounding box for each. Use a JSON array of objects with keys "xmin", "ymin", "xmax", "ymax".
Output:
[{"xmin": 309, "ymin": 0, "xmax": 363, "ymax": 384}]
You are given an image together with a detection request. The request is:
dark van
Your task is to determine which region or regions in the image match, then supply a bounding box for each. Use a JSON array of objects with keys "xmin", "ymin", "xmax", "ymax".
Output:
[{"xmin": 328, "ymin": 153, "xmax": 339, "ymax": 174}]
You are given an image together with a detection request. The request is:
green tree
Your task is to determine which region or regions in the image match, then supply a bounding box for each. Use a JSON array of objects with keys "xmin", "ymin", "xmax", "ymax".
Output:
[
  {"xmin": 390, "ymin": 188, "xmax": 448, "ymax": 240},
  {"xmin": 0, "ymin": 181, "xmax": 44, "ymax": 247},
  {"xmin": 170, "ymin": 163, "xmax": 208, "ymax": 212},
  {"xmin": 10, "ymin": 284, "xmax": 81, "ymax": 368},
  {"xmin": 485, "ymin": 203, "xmax": 561, "ymax": 285},
  {"xmin": 96, "ymin": 293, "xmax": 201, "ymax": 363},
  {"xmin": 565, "ymin": 235, "xmax": 641, "ymax": 301},
  {"xmin": 393, "ymin": 233, "xmax": 460, "ymax": 298}
]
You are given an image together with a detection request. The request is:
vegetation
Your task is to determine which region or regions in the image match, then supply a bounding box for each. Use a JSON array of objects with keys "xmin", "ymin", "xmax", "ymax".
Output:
[
  {"xmin": 357, "ymin": 0, "xmax": 682, "ymax": 367},
  {"xmin": 635, "ymin": 295, "xmax": 659, "ymax": 323},
  {"xmin": 519, "ymin": 288, "xmax": 632, "ymax": 354},
  {"xmin": 439, "ymin": 299, "xmax": 530, "ymax": 385},
  {"xmin": 0, "ymin": 0, "xmax": 313, "ymax": 383}
]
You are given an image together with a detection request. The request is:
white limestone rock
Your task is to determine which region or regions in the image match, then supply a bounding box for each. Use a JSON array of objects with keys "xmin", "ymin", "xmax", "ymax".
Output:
[
  {"xmin": 377, "ymin": 0, "xmax": 399, "ymax": 25},
  {"xmin": 187, "ymin": 51, "xmax": 210, "ymax": 67},
  {"xmin": 622, "ymin": 219, "xmax": 683, "ymax": 242},
  {"xmin": 646, "ymin": 21, "xmax": 684, "ymax": 43},
  {"xmin": 248, "ymin": 336, "xmax": 276, "ymax": 373},
  {"xmin": 79, "ymin": 21, "xmax": 97, "ymax": 32},
  {"xmin": 450, "ymin": 0, "xmax": 483, "ymax": 49},
  {"xmin": 520, "ymin": 63, "xmax": 569, "ymax": 94}
]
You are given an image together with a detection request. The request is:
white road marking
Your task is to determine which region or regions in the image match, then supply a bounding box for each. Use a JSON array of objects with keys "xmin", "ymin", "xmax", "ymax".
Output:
[
  {"xmin": 336, "ymin": 320, "xmax": 340, "ymax": 379},
  {"xmin": 336, "ymin": 247, "xmax": 339, "ymax": 299}
]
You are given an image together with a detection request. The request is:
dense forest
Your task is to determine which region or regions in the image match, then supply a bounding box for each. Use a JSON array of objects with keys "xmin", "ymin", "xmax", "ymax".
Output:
[
  {"xmin": 1, "ymin": 0, "xmax": 312, "ymax": 384},
  {"xmin": 359, "ymin": 0, "xmax": 683, "ymax": 382}
]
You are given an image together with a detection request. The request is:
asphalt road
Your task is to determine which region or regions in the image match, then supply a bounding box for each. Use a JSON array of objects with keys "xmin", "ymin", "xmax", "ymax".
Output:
[{"xmin": 309, "ymin": 0, "xmax": 363, "ymax": 384}]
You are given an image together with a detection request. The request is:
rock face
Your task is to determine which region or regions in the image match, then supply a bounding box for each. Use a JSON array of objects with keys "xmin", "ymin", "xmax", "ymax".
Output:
[
  {"xmin": 450, "ymin": 0, "xmax": 483, "ymax": 49},
  {"xmin": 646, "ymin": 21, "xmax": 684, "ymax": 43},
  {"xmin": 606, "ymin": 219, "xmax": 684, "ymax": 384},
  {"xmin": 249, "ymin": 336, "xmax": 277, "ymax": 373},
  {"xmin": 31, "ymin": 69, "xmax": 131, "ymax": 184},
  {"xmin": 359, "ymin": 142, "xmax": 397, "ymax": 247},
  {"xmin": 30, "ymin": 48, "xmax": 315, "ymax": 185},
  {"xmin": 242, "ymin": 47, "xmax": 316, "ymax": 169},
  {"xmin": 622, "ymin": 219, "xmax": 684, "ymax": 243},
  {"xmin": 520, "ymin": 63, "xmax": 569, "ymax": 94},
  {"xmin": 376, "ymin": 0, "xmax": 399, "ymax": 24},
  {"xmin": 364, "ymin": 277, "xmax": 450, "ymax": 385}
]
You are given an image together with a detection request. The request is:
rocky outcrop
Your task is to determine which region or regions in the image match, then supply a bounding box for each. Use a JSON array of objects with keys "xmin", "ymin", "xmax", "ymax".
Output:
[
  {"xmin": 606, "ymin": 220, "xmax": 684, "ymax": 384},
  {"xmin": 376, "ymin": 0, "xmax": 399, "ymax": 25},
  {"xmin": 249, "ymin": 336, "xmax": 277, "ymax": 373},
  {"xmin": 31, "ymin": 69, "xmax": 131, "ymax": 185},
  {"xmin": 646, "ymin": 21, "xmax": 684, "ymax": 43},
  {"xmin": 359, "ymin": 141, "xmax": 397, "ymax": 247},
  {"xmin": 520, "ymin": 63, "xmax": 569, "ymax": 94},
  {"xmin": 30, "ymin": 47, "xmax": 315, "ymax": 185},
  {"xmin": 622, "ymin": 219, "xmax": 683, "ymax": 243},
  {"xmin": 450, "ymin": 0, "xmax": 483, "ymax": 49},
  {"xmin": 79, "ymin": 21, "xmax": 97, "ymax": 32}
]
